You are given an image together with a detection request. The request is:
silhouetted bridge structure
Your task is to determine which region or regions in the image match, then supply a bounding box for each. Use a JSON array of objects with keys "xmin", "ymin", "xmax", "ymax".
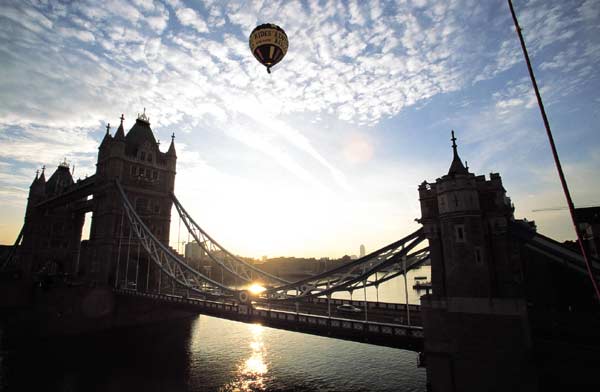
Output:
[
  {"xmin": 2, "ymin": 116, "xmax": 599, "ymax": 390},
  {"xmin": 117, "ymin": 289, "xmax": 424, "ymax": 350}
]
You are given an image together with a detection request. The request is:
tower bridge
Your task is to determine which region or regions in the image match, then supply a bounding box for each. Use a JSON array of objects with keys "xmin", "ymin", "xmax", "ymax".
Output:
[{"xmin": 1, "ymin": 115, "xmax": 599, "ymax": 391}]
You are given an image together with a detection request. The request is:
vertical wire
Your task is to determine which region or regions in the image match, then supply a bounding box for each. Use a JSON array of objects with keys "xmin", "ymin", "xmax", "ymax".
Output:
[
  {"xmin": 364, "ymin": 279, "xmax": 368, "ymax": 322},
  {"xmin": 114, "ymin": 210, "xmax": 124, "ymax": 288},
  {"xmin": 178, "ymin": 212, "xmax": 181, "ymax": 254},
  {"xmin": 375, "ymin": 272, "xmax": 379, "ymax": 303},
  {"xmin": 403, "ymin": 252, "xmax": 411, "ymax": 326},
  {"xmin": 135, "ymin": 241, "xmax": 140, "ymax": 290},
  {"xmin": 125, "ymin": 225, "xmax": 132, "ymax": 287},
  {"xmin": 146, "ymin": 252, "xmax": 150, "ymax": 292}
]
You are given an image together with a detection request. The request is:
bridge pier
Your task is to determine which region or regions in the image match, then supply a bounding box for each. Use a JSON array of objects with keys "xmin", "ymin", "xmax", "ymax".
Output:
[
  {"xmin": 0, "ymin": 284, "xmax": 195, "ymax": 342},
  {"xmin": 421, "ymin": 296, "xmax": 536, "ymax": 391}
]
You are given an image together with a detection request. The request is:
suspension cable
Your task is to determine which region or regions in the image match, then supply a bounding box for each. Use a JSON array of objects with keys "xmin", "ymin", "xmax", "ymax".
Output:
[{"xmin": 508, "ymin": 0, "xmax": 600, "ymax": 302}]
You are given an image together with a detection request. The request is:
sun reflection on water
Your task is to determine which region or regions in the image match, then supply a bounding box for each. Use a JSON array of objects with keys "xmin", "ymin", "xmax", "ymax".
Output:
[{"xmin": 221, "ymin": 324, "xmax": 269, "ymax": 391}]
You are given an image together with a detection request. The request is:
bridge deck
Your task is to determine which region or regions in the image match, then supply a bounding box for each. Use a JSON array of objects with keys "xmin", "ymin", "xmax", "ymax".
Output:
[{"xmin": 115, "ymin": 289, "xmax": 424, "ymax": 351}]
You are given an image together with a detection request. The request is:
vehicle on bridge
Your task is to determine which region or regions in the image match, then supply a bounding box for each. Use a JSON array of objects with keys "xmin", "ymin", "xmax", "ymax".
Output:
[{"xmin": 336, "ymin": 304, "xmax": 362, "ymax": 313}]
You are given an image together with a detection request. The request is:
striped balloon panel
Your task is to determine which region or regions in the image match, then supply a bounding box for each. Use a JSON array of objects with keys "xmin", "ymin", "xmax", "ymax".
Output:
[{"xmin": 253, "ymin": 45, "xmax": 285, "ymax": 66}]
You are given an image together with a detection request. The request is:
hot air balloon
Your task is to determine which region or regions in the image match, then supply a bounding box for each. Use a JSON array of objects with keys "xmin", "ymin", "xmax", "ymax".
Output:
[{"xmin": 249, "ymin": 23, "xmax": 288, "ymax": 74}]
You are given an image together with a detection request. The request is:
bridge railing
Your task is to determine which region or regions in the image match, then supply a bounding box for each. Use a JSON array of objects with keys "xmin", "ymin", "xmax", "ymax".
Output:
[{"xmin": 115, "ymin": 288, "xmax": 424, "ymax": 347}]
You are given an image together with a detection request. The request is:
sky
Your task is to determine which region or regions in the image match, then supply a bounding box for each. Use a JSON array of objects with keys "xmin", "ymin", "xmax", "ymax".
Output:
[{"xmin": 0, "ymin": 0, "xmax": 599, "ymax": 259}]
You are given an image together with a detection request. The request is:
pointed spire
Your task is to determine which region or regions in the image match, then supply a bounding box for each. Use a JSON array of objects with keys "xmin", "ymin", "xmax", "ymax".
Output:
[
  {"xmin": 30, "ymin": 166, "xmax": 46, "ymax": 194},
  {"xmin": 31, "ymin": 169, "xmax": 39, "ymax": 186},
  {"xmin": 167, "ymin": 132, "xmax": 177, "ymax": 157},
  {"xmin": 447, "ymin": 130, "xmax": 469, "ymax": 176},
  {"xmin": 100, "ymin": 122, "xmax": 113, "ymax": 147},
  {"xmin": 36, "ymin": 165, "xmax": 46, "ymax": 185},
  {"xmin": 114, "ymin": 114, "xmax": 126, "ymax": 141},
  {"xmin": 451, "ymin": 130, "xmax": 458, "ymax": 155}
]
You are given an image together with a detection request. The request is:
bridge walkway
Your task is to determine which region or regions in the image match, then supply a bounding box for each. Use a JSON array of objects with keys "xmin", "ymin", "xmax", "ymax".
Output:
[{"xmin": 115, "ymin": 289, "xmax": 424, "ymax": 351}]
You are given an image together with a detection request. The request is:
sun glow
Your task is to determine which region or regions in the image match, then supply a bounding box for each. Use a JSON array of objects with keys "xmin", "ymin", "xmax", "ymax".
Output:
[{"xmin": 248, "ymin": 283, "xmax": 266, "ymax": 295}]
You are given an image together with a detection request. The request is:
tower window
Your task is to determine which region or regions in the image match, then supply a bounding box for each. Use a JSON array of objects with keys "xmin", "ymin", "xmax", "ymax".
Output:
[
  {"xmin": 152, "ymin": 171, "xmax": 158, "ymax": 180},
  {"xmin": 455, "ymin": 224, "xmax": 465, "ymax": 242},
  {"xmin": 140, "ymin": 151, "xmax": 146, "ymax": 161},
  {"xmin": 147, "ymin": 154, "xmax": 152, "ymax": 162},
  {"xmin": 139, "ymin": 167, "xmax": 145, "ymax": 177}
]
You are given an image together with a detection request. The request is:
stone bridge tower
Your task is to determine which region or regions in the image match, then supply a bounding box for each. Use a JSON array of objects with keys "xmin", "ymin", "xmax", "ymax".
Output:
[
  {"xmin": 20, "ymin": 162, "xmax": 86, "ymax": 280},
  {"xmin": 418, "ymin": 132, "xmax": 536, "ymax": 391},
  {"xmin": 89, "ymin": 111, "xmax": 177, "ymax": 286},
  {"xmin": 20, "ymin": 111, "xmax": 177, "ymax": 288}
]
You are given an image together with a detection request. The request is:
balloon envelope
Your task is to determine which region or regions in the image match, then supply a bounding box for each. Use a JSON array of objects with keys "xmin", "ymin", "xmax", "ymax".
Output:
[{"xmin": 249, "ymin": 23, "xmax": 288, "ymax": 73}]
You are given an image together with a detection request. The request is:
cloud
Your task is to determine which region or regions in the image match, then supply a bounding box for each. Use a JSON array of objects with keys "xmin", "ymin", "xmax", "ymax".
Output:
[
  {"xmin": 175, "ymin": 7, "xmax": 209, "ymax": 33},
  {"xmin": 0, "ymin": 0, "xmax": 598, "ymax": 251},
  {"xmin": 0, "ymin": 124, "xmax": 98, "ymax": 172},
  {"xmin": 58, "ymin": 27, "xmax": 96, "ymax": 42}
]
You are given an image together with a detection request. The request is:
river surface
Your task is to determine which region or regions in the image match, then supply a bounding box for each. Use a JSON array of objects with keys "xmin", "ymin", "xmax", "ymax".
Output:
[{"xmin": 0, "ymin": 266, "xmax": 430, "ymax": 392}]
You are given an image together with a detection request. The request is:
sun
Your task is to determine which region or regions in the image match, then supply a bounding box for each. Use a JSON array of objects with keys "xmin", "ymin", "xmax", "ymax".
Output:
[{"xmin": 248, "ymin": 283, "xmax": 266, "ymax": 295}]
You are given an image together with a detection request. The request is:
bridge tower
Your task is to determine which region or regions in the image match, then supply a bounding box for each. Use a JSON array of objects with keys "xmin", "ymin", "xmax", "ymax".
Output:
[
  {"xmin": 17, "ymin": 111, "xmax": 177, "ymax": 289},
  {"xmin": 87, "ymin": 111, "xmax": 177, "ymax": 286},
  {"xmin": 418, "ymin": 132, "xmax": 536, "ymax": 391},
  {"xmin": 20, "ymin": 162, "xmax": 87, "ymax": 280}
]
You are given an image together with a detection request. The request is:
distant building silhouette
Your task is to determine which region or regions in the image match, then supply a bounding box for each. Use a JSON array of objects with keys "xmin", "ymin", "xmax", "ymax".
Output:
[
  {"xmin": 185, "ymin": 241, "xmax": 205, "ymax": 261},
  {"xmin": 359, "ymin": 244, "xmax": 365, "ymax": 258}
]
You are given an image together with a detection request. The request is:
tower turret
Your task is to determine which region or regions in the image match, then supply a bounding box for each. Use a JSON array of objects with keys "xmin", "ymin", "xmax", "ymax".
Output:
[
  {"xmin": 167, "ymin": 132, "xmax": 177, "ymax": 158},
  {"xmin": 111, "ymin": 114, "xmax": 126, "ymax": 158},
  {"xmin": 26, "ymin": 167, "xmax": 46, "ymax": 215},
  {"xmin": 114, "ymin": 114, "xmax": 126, "ymax": 141},
  {"xmin": 447, "ymin": 130, "xmax": 469, "ymax": 176},
  {"xmin": 166, "ymin": 132, "xmax": 177, "ymax": 174}
]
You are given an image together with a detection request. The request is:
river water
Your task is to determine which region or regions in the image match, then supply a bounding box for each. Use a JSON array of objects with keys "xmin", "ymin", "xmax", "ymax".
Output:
[{"xmin": 0, "ymin": 266, "xmax": 430, "ymax": 391}]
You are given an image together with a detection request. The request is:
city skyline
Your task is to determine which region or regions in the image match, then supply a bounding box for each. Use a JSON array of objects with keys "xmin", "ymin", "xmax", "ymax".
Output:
[{"xmin": 1, "ymin": 0, "xmax": 599, "ymax": 258}]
